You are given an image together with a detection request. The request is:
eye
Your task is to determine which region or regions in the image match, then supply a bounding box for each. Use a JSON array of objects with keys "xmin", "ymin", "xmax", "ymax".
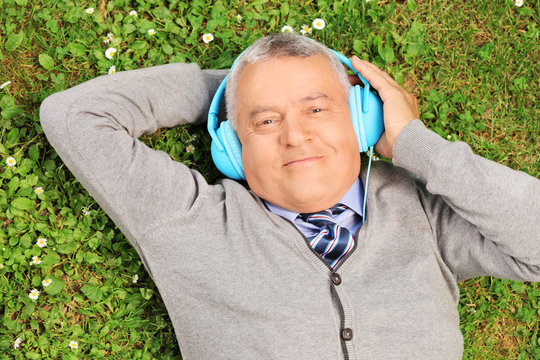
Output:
[
  {"xmin": 255, "ymin": 118, "xmax": 278, "ymax": 128},
  {"xmin": 311, "ymin": 107, "xmax": 324, "ymax": 113}
]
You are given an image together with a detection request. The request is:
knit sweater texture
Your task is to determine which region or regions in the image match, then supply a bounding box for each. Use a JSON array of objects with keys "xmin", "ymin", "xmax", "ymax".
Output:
[{"xmin": 40, "ymin": 62, "xmax": 540, "ymax": 360}]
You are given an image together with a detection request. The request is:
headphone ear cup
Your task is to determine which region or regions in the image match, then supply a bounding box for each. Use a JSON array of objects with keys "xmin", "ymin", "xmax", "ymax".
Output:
[
  {"xmin": 349, "ymin": 85, "xmax": 367, "ymax": 152},
  {"xmin": 212, "ymin": 121, "xmax": 245, "ymax": 180},
  {"xmin": 349, "ymin": 85, "xmax": 385, "ymax": 152},
  {"xmin": 362, "ymin": 90, "xmax": 384, "ymax": 149}
]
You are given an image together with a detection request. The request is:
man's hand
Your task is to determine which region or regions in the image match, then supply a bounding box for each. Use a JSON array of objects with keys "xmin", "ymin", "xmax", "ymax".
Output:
[{"xmin": 349, "ymin": 57, "xmax": 419, "ymax": 159}]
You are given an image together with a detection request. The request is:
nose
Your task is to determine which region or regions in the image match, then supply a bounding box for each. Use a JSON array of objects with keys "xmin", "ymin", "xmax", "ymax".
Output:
[{"xmin": 280, "ymin": 113, "xmax": 312, "ymax": 147}]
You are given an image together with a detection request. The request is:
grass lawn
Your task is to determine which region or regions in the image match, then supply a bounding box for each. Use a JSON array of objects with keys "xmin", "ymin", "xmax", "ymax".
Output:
[{"xmin": 0, "ymin": 0, "xmax": 538, "ymax": 359}]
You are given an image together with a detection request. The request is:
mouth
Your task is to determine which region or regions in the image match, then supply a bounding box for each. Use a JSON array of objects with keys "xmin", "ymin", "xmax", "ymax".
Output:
[{"xmin": 283, "ymin": 156, "xmax": 324, "ymax": 167}]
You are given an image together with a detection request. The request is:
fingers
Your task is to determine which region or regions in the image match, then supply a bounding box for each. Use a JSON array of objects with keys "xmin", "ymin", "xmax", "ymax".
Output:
[
  {"xmin": 350, "ymin": 56, "xmax": 401, "ymax": 98},
  {"xmin": 354, "ymin": 58, "xmax": 397, "ymax": 85}
]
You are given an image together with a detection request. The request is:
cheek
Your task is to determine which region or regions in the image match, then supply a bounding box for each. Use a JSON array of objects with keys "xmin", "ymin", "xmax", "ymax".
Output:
[
  {"xmin": 327, "ymin": 118, "xmax": 358, "ymax": 150},
  {"xmin": 242, "ymin": 143, "xmax": 279, "ymax": 200},
  {"xmin": 330, "ymin": 122, "xmax": 361, "ymax": 167},
  {"xmin": 242, "ymin": 139, "xmax": 275, "ymax": 180}
]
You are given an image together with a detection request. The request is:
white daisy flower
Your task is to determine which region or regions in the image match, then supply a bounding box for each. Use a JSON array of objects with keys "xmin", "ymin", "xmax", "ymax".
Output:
[
  {"xmin": 85, "ymin": 8, "xmax": 94, "ymax": 14},
  {"xmin": 6, "ymin": 157, "xmax": 16, "ymax": 167},
  {"xmin": 0, "ymin": 81, "xmax": 11, "ymax": 89},
  {"xmin": 515, "ymin": 0, "xmax": 523, "ymax": 5},
  {"xmin": 0, "ymin": 264, "xmax": 4, "ymax": 269},
  {"xmin": 13, "ymin": 337, "xmax": 22, "ymax": 349},
  {"xmin": 35, "ymin": 187, "xmax": 44, "ymax": 195},
  {"xmin": 186, "ymin": 145, "xmax": 196, "ymax": 153},
  {"xmin": 108, "ymin": 65, "xmax": 116, "ymax": 75},
  {"xmin": 105, "ymin": 47, "xmax": 117, "ymax": 59},
  {"xmin": 42, "ymin": 278, "xmax": 52, "ymax": 287},
  {"xmin": 281, "ymin": 25, "xmax": 294, "ymax": 33},
  {"xmin": 132, "ymin": 274, "xmax": 139, "ymax": 283},
  {"xmin": 69, "ymin": 341, "xmax": 78, "ymax": 349},
  {"xmin": 82, "ymin": 207, "xmax": 91, "ymax": 216},
  {"xmin": 202, "ymin": 33, "xmax": 214, "ymax": 43},
  {"xmin": 300, "ymin": 24, "xmax": 312, "ymax": 35},
  {"xmin": 236, "ymin": 14, "xmax": 242, "ymax": 22},
  {"xmin": 148, "ymin": 29, "xmax": 155, "ymax": 36},
  {"xmin": 312, "ymin": 18, "xmax": 326, "ymax": 30},
  {"xmin": 31, "ymin": 256, "xmax": 42, "ymax": 265},
  {"xmin": 28, "ymin": 289, "xmax": 40, "ymax": 300},
  {"xmin": 36, "ymin": 237, "xmax": 47, "ymax": 248},
  {"xmin": 103, "ymin": 33, "xmax": 115, "ymax": 44},
  {"xmin": 129, "ymin": 10, "xmax": 138, "ymax": 17}
]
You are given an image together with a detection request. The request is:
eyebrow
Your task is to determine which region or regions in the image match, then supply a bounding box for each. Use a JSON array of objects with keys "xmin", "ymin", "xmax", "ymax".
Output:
[
  {"xmin": 250, "ymin": 106, "xmax": 277, "ymax": 119},
  {"xmin": 249, "ymin": 93, "xmax": 329, "ymax": 119},
  {"xmin": 301, "ymin": 93, "xmax": 328, "ymax": 102}
]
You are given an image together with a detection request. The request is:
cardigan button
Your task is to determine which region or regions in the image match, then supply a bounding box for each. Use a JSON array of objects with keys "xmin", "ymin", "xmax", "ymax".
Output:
[
  {"xmin": 341, "ymin": 328, "xmax": 353, "ymax": 341},
  {"xmin": 331, "ymin": 273, "xmax": 342, "ymax": 285}
]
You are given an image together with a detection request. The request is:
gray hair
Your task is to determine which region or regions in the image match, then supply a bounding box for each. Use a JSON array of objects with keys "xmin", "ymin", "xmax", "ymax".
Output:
[{"xmin": 225, "ymin": 33, "xmax": 352, "ymax": 129}]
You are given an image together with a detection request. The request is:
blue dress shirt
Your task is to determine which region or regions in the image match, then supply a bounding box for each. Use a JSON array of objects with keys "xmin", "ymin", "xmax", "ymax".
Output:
[{"xmin": 265, "ymin": 178, "xmax": 365, "ymax": 239}]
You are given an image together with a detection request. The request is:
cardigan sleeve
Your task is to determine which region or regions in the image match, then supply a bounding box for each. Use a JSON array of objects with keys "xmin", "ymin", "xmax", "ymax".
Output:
[
  {"xmin": 40, "ymin": 63, "xmax": 229, "ymax": 245},
  {"xmin": 392, "ymin": 120, "xmax": 540, "ymax": 282}
]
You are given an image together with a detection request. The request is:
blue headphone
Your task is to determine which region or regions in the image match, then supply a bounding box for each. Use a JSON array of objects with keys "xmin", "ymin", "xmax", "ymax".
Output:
[{"xmin": 207, "ymin": 47, "xmax": 384, "ymax": 180}]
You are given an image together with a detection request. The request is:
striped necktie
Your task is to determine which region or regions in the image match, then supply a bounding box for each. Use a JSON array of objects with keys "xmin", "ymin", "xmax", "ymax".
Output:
[{"xmin": 300, "ymin": 205, "xmax": 355, "ymax": 269}]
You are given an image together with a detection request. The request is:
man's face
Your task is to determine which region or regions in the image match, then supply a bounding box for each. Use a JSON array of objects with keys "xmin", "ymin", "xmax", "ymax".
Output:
[{"xmin": 235, "ymin": 54, "xmax": 361, "ymax": 213}]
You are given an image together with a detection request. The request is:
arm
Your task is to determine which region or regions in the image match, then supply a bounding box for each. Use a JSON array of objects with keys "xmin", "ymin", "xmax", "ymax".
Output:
[
  {"xmin": 394, "ymin": 120, "xmax": 540, "ymax": 281},
  {"xmin": 351, "ymin": 58, "xmax": 540, "ymax": 282},
  {"xmin": 40, "ymin": 63, "xmax": 228, "ymax": 246}
]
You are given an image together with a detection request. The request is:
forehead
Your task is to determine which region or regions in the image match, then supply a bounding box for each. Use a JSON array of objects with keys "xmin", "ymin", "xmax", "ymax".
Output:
[{"xmin": 235, "ymin": 54, "xmax": 345, "ymax": 109}]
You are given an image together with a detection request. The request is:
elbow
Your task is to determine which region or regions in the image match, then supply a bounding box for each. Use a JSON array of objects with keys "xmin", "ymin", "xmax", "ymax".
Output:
[
  {"xmin": 40, "ymin": 94, "xmax": 57, "ymax": 132},
  {"xmin": 40, "ymin": 92, "xmax": 68, "ymax": 140}
]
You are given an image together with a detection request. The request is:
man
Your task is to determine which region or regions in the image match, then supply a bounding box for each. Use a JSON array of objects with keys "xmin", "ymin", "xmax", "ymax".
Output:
[{"xmin": 40, "ymin": 34, "xmax": 539, "ymax": 359}]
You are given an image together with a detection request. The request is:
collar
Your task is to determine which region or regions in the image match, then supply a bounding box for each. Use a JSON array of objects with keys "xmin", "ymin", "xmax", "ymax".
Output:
[{"xmin": 264, "ymin": 178, "xmax": 364, "ymax": 221}]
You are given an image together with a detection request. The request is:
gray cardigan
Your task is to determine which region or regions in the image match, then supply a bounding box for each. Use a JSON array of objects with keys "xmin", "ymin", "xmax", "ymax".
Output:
[{"xmin": 40, "ymin": 62, "xmax": 540, "ymax": 360}]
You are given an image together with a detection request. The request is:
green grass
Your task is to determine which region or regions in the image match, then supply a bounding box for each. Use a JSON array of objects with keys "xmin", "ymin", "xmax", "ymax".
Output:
[{"xmin": 0, "ymin": 0, "xmax": 538, "ymax": 359}]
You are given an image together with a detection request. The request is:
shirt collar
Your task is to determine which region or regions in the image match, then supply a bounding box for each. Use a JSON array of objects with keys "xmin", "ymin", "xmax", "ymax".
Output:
[{"xmin": 264, "ymin": 178, "xmax": 364, "ymax": 221}]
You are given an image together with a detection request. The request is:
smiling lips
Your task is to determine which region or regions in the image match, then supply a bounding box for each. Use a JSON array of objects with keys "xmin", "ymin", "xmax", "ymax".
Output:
[{"xmin": 283, "ymin": 155, "xmax": 324, "ymax": 167}]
